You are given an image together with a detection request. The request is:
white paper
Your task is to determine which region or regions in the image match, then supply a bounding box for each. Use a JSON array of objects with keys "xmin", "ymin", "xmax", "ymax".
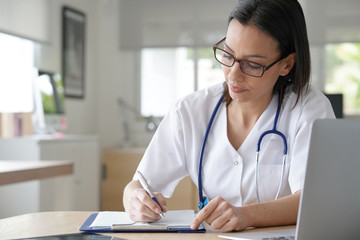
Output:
[
  {"xmin": 156, "ymin": 210, "xmax": 195, "ymax": 228},
  {"xmin": 90, "ymin": 211, "xmax": 133, "ymax": 228},
  {"xmin": 89, "ymin": 210, "xmax": 195, "ymax": 229}
]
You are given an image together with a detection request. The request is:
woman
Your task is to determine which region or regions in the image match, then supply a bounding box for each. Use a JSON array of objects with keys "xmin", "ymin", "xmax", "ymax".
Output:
[{"xmin": 123, "ymin": 0, "xmax": 335, "ymax": 232}]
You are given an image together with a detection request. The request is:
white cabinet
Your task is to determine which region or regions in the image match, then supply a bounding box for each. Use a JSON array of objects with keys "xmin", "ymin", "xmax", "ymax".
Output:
[{"xmin": 0, "ymin": 135, "xmax": 100, "ymax": 218}]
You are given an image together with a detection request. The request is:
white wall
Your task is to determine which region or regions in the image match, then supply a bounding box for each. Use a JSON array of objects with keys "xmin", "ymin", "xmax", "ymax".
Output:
[
  {"xmin": 95, "ymin": 0, "xmax": 154, "ymax": 148},
  {"xmin": 37, "ymin": 0, "xmax": 98, "ymax": 136},
  {"xmin": 37, "ymin": 0, "xmax": 154, "ymax": 149},
  {"xmin": 92, "ymin": 0, "xmax": 154, "ymax": 148},
  {"xmin": 38, "ymin": 0, "xmax": 353, "ymax": 149}
]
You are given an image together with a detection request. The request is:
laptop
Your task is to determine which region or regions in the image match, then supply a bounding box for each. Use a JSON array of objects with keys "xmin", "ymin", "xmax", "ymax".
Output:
[{"xmin": 219, "ymin": 119, "xmax": 360, "ymax": 240}]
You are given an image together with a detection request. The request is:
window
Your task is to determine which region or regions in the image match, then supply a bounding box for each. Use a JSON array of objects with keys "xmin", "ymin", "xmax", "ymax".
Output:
[
  {"xmin": 120, "ymin": 0, "xmax": 232, "ymax": 117},
  {"xmin": 325, "ymin": 43, "xmax": 360, "ymax": 116},
  {"xmin": 140, "ymin": 47, "xmax": 223, "ymax": 116},
  {"xmin": 141, "ymin": 48, "xmax": 194, "ymax": 117},
  {"xmin": 197, "ymin": 47, "xmax": 224, "ymax": 90},
  {"xmin": 0, "ymin": 33, "xmax": 35, "ymax": 112}
]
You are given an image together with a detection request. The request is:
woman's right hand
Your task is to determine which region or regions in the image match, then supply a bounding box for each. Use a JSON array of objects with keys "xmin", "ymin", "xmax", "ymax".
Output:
[{"xmin": 123, "ymin": 180, "xmax": 167, "ymax": 222}]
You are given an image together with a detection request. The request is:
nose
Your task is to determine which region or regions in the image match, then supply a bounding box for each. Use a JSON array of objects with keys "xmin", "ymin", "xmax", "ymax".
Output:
[{"xmin": 226, "ymin": 62, "xmax": 246, "ymax": 82}]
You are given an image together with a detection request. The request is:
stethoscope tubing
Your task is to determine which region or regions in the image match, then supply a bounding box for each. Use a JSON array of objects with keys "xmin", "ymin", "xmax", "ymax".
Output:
[
  {"xmin": 255, "ymin": 95, "xmax": 288, "ymax": 203},
  {"xmin": 198, "ymin": 94, "xmax": 224, "ymax": 210},
  {"xmin": 198, "ymin": 93, "xmax": 288, "ymax": 209}
]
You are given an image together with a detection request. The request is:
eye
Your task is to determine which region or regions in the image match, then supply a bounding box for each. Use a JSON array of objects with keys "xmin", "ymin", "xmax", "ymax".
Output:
[
  {"xmin": 222, "ymin": 52, "xmax": 233, "ymax": 60},
  {"xmin": 243, "ymin": 61, "xmax": 262, "ymax": 70}
]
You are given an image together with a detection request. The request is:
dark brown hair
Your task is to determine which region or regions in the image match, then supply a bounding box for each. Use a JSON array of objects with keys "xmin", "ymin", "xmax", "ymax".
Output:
[{"xmin": 223, "ymin": 0, "xmax": 310, "ymax": 107}]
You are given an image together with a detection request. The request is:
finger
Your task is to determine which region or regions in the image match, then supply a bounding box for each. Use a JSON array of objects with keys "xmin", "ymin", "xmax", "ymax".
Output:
[
  {"xmin": 214, "ymin": 207, "xmax": 244, "ymax": 232},
  {"xmin": 129, "ymin": 197, "xmax": 161, "ymax": 222},
  {"xmin": 206, "ymin": 199, "xmax": 230, "ymax": 224},
  {"xmin": 220, "ymin": 218, "xmax": 239, "ymax": 233},
  {"xmin": 154, "ymin": 192, "xmax": 167, "ymax": 212},
  {"xmin": 136, "ymin": 189, "xmax": 163, "ymax": 219},
  {"xmin": 137, "ymin": 189, "xmax": 160, "ymax": 212},
  {"xmin": 190, "ymin": 200, "xmax": 218, "ymax": 229},
  {"xmin": 208, "ymin": 210, "xmax": 230, "ymax": 230}
]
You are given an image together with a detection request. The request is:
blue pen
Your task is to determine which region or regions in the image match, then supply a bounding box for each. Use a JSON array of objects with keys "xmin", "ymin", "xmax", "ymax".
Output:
[{"xmin": 136, "ymin": 171, "xmax": 164, "ymax": 218}]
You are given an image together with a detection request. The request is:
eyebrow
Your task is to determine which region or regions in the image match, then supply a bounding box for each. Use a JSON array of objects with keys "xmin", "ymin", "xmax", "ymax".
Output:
[
  {"xmin": 224, "ymin": 42, "xmax": 235, "ymax": 53},
  {"xmin": 224, "ymin": 41, "xmax": 268, "ymax": 59}
]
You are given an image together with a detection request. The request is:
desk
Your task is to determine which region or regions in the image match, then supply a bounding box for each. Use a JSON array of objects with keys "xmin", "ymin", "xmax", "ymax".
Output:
[
  {"xmin": 0, "ymin": 211, "xmax": 295, "ymax": 240},
  {"xmin": 0, "ymin": 135, "xmax": 100, "ymax": 212},
  {"xmin": 0, "ymin": 160, "xmax": 73, "ymax": 186}
]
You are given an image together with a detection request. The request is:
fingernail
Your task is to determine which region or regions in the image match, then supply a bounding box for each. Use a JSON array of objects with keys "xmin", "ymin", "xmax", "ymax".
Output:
[{"xmin": 155, "ymin": 208, "xmax": 160, "ymax": 214}]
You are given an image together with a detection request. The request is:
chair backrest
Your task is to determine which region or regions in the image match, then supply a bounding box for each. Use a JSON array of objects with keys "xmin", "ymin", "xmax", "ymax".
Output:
[{"xmin": 324, "ymin": 93, "xmax": 343, "ymax": 118}]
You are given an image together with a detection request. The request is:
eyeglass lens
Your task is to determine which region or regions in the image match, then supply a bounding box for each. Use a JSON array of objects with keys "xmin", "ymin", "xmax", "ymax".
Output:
[
  {"xmin": 214, "ymin": 48, "xmax": 265, "ymax": 77},
  {"xmin": 214, "ymin": 39, "xmax": 267, "ymax": 77}
]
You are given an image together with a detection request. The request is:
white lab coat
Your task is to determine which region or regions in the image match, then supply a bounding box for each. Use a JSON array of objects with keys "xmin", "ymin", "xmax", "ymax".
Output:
[{"xmin": 135, "ymin": 82, "xmax": 335, "ymax": 206}]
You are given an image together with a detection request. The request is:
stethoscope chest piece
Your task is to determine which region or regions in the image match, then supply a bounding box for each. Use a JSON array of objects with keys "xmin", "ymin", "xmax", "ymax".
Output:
[{"xmin": 198, "ymin": 196, "xmax": 208, "ymax": 210}]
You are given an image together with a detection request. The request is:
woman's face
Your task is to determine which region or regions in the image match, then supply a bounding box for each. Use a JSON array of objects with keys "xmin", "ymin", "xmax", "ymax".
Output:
[{"xmin": 223, "ymin": 19, "xmax": 285, "ymax": 105}]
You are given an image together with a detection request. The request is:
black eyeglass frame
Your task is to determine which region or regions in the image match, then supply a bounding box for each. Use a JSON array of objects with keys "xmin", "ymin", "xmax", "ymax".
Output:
[{"xmin": 213, "ymin": 37, "xmax": 284, "ymax": 78}]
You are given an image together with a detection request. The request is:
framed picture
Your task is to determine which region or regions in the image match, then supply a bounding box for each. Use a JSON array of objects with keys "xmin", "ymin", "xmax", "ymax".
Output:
[{"xmin": 62, "ymin": 6, "xmax": 86, "ymax": 98}]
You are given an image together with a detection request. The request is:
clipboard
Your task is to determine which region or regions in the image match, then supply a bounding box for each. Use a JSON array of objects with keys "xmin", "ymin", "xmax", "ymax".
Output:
[{"xmin": 79, "ymin": 211, "xmax": 206, "ymax": 233}]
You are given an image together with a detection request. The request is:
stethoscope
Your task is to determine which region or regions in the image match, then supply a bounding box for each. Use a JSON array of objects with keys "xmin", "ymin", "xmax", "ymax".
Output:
[{"xmin": 197, "ymin": 93, "xmax": 288, "ymax": 210}]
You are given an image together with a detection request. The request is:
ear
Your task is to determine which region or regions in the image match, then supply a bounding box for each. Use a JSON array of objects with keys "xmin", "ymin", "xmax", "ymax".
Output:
[{"xmin": 279, "ymin": 53, "xmax": 296, "ymax": 76}]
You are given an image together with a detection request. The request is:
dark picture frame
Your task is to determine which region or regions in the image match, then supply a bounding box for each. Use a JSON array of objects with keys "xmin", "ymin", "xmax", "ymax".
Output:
[{"xmin": 62, "ymin": 6, "xmax": 86, "ymax": 99}]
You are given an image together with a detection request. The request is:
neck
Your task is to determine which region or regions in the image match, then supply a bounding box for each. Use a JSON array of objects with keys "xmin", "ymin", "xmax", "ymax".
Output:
[
  {"xmin": 226, "ymin": 93, "xmax": 275, "ymax": 150},
  {"xmin": 228, "ymin": 94, "xmax": 274, "ymax": 126}
]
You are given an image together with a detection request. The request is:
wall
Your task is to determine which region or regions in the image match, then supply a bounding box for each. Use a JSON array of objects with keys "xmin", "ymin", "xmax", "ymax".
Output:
[
  {"xmin": 37, "ymin": 0, "xmax": 99, "ymax": 137},
  {"xmin": 38, "ymin": 0, "xmax": 344, "ymax": 149},
  {"xmin": 37, "ymin": 0, "xmax": 154, "ymax": 149},
  {"xmin": 95, "ymin": 0, "xmax": 154, "ymax": 148}
]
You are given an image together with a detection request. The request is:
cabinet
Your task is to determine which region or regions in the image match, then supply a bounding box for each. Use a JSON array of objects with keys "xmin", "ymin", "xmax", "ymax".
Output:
[
  {"xmin": 101, "ymin": 147, "xmax": 198, "ymax": 211},
  {"xmin": 0, "ymin": 135, "xmax": 100, "ymax": 218}
]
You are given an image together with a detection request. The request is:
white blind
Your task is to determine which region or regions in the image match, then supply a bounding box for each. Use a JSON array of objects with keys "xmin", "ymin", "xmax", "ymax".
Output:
[
  {"xmin": 301, "ymin": 0, "xmax": 360, "ymax": 44},
  {"xmin": 119, "ymin": 0, "xmax": 236, "ymax": 49},
  {"xmin": 0, "ymin": 33, "xmax": 34, "ymax": 113},
  {"xmin": 0, "ymin": 0, "xmax": 50, "ymax": 43}
]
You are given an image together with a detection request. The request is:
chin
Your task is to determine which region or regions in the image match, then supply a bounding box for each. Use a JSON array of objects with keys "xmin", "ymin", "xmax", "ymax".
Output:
[{"xmin": 229, "ymin": 93, "xmax": 247, "ymax": 103}]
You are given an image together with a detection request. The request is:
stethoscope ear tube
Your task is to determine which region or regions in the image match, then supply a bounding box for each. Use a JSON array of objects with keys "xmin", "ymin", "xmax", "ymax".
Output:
[
  {"xmin": 255, "ymin": 151, "xmax": 287, "ymax": 203},
  {"xmin": 275, "ymin": 154, "xmax": 287, "ymax": 200},
  {"xmin": 255, "ymin": 94, "xmax": 288, "ymax": 203},
  {"xmin": 255, "ymin": 151, "xmax": 261, "ymax": 203}
]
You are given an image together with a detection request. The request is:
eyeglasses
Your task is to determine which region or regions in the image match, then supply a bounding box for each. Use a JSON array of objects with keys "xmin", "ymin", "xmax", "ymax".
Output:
[{"xmin": 213, "ymin": 37, "xmax": 283, "ymax": 78}]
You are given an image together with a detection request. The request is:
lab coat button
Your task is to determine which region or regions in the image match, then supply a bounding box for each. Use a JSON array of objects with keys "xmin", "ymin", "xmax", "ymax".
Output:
[{"xmin": 234, "ymin": 161, "xmax": 239, "ymax": 165}]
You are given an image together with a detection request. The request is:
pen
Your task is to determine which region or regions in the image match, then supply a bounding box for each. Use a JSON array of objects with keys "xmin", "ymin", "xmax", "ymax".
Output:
[{"xmin": 136, "ymin": 171, "xmax": 164, "ymax": 219}]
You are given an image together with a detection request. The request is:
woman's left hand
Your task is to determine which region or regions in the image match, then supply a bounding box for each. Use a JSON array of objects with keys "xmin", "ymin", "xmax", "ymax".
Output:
[{"xmin": 190, "ymin": 196, "xmax": 249, "ymax": 232}]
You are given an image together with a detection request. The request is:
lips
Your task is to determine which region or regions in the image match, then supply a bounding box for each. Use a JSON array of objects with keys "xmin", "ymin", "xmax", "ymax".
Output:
[{"xmin": 229, "ymin": 84, "xmax": 246, "ymax": 93}]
